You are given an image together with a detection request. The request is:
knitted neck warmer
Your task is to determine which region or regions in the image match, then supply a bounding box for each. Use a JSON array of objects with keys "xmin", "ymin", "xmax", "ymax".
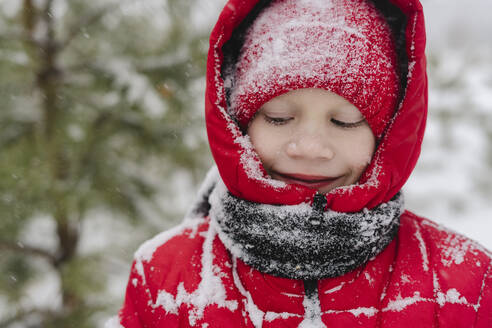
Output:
[{"xmin": 209, "ymin": 180, "xmax": 403, "ymax": 280}]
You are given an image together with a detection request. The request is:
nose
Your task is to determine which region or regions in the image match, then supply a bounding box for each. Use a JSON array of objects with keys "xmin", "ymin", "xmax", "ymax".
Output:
[{"xmin": 286, "ymin": 134, "xmax": 335, "ymax": 160}]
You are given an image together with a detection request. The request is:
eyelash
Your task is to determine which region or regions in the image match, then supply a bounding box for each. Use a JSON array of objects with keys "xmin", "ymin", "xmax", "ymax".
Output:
[
  {"xmin": 264, "ymin": 115, "xmax": 365, "ymax": 128},
  {"xmin": 264, "ymin": 115, "xmax": 293, "ymax": 125},
  {"xmin": 330, "ymin": 118, "xmax": 366, "ymax": 128}
]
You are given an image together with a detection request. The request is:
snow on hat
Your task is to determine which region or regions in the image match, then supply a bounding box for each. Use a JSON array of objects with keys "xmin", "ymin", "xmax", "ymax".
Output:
[{"xmin": 225, "ymin": 0, "xmax": 400, "ymax": 137}]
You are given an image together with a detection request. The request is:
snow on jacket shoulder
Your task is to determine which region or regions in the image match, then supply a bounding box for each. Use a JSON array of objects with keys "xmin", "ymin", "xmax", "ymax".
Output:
[{"xmin": 110, "ymin": 212, "xmax": 492, "ymax": 328}]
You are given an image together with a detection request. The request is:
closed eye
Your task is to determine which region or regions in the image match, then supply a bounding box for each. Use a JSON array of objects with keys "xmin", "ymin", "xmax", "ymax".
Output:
[
  {"xmin": 264, "ymin": 115, "xmax": 294, "ymax": 126},
  {"xmin": 331, "ymin": 118, "xmax": 366, "ymax": 128}
]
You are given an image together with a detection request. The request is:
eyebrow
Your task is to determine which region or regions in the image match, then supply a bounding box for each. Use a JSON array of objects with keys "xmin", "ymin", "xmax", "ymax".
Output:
[
  {"xmin": 262, "ymin": 101, "xmax": 298, "ymax": 112},
  {"xmin": 332, "ymin": 105, "xmax": 364, "ymax": 116}
]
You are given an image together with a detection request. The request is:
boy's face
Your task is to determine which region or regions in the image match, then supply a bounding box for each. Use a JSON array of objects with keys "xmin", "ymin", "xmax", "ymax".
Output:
[{"xmin": 247, "ymin": 88, "xmax": 376, "ymax": 194}]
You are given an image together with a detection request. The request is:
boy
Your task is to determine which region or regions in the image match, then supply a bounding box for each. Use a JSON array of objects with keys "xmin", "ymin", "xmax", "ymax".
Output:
[{"xmin": 108, "ymin": 0, "xmax": 492, "ymax": 327}]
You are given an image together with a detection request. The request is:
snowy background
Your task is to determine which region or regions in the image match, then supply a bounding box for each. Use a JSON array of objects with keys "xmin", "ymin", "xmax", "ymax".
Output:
[{"xmin": 405, "ymin": 0, "xmax": 492, "ymax": 249}]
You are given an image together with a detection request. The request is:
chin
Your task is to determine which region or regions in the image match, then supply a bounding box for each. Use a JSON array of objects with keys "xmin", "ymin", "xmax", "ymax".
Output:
[
  {"xmin": 317, "ymin": 185, "xmax": 339, "ymax": 194},
  {"xmin": 317, "ymin": 178, "xmax": 353, "ymax": 194}
]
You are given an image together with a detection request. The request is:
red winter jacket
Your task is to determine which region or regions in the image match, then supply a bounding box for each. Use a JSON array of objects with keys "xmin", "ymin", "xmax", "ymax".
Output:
[
  {"xmin": 109, "ymin": 0, "xmax": 492, "ymax": 327},
  {"xmin": 112, "ymin": 212, "xmax": 491, "ymax": 328}
]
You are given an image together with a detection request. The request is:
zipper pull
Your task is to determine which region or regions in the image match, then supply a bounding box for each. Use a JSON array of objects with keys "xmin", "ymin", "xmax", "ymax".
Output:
[{"xmin": 308, "ymin": 192, "xmax": 326, "ymax": 226}]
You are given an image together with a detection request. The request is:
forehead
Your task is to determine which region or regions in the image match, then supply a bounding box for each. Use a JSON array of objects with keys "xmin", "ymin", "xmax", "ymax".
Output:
[{"xmin": 261, "ymin": 88, "xmax": 363, "ymax": 115}]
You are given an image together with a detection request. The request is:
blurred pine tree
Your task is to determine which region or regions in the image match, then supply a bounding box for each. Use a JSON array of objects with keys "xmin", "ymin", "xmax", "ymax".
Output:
[{"xmin": 0, "ymin": 0, "xmax": 211, "ymax": 326}]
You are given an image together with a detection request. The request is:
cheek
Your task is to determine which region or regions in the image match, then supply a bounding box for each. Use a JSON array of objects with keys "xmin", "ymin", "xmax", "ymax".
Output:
[
  {"xmin": 342, "ymin": 130, "xmax": 376, "ymax": 170},
  {"xmin": 248, "ymin": 124, "xmax": 284, "ymax": 166},
  {"xmin": 353, "ymin": 144, "xmax": 375, "ymax": 167}
]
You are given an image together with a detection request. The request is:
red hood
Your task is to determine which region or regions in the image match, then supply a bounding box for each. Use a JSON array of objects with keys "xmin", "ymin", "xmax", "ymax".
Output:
[{"xmin": 205, "ymin": 0, "xmax": 427, "ymax": 212}]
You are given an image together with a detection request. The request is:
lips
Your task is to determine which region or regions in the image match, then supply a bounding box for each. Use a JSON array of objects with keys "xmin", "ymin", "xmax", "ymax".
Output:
[{"xmin": 272, "ymin": 171, "xmax": 341, "ymax": 189}]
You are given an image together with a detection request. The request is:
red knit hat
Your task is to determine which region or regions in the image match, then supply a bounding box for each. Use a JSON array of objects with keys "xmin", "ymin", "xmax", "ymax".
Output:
[{"xmin": 225, "ymin": 0, "xmax": 399, "ymax": 137}]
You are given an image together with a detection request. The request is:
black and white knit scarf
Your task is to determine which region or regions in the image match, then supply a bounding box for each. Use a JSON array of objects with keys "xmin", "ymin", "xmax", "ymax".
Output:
[{"xmin": 198, "ymin": 176, "xmax": 403, "ymax": 280}]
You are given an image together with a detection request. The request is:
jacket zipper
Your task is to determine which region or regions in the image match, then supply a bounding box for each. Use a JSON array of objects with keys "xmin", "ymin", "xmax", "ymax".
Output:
[
  {"xmin": 302, "ymin": 280, "xmax": 323, "ymax": 325},
  {"xmin": 309, "ymin": 192, "xmax": 327, "ymax": 226}
]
